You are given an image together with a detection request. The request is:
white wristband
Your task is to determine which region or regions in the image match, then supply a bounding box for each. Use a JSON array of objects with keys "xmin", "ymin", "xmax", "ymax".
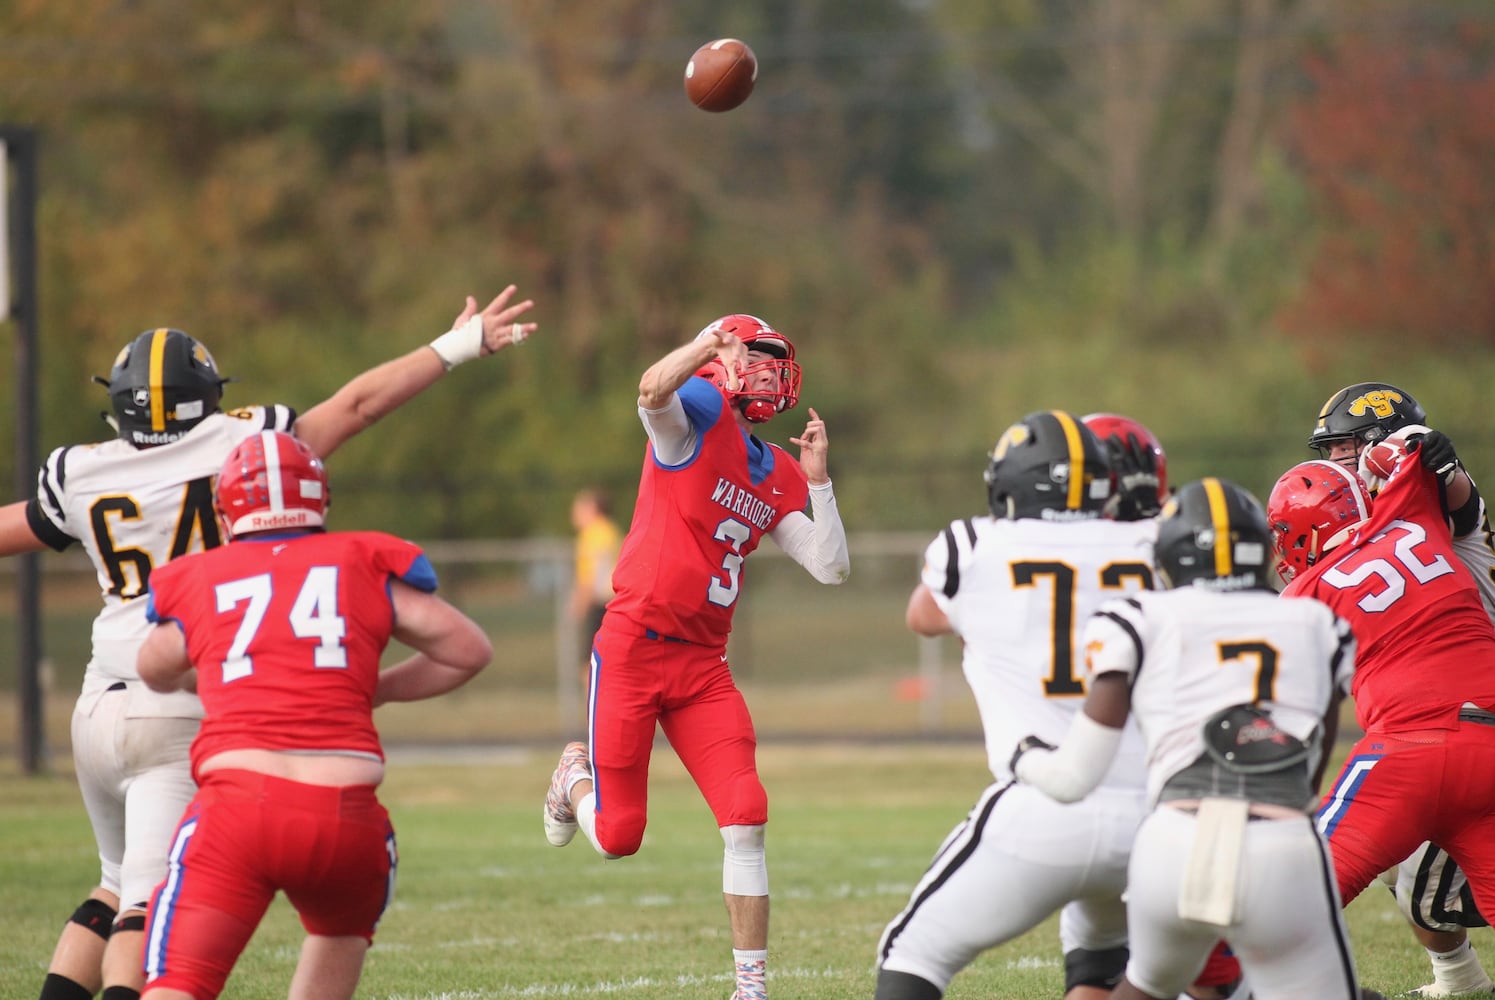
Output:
[{"xmin": 429, "ymin": 314, "xmax": 484, "ymax": 371}]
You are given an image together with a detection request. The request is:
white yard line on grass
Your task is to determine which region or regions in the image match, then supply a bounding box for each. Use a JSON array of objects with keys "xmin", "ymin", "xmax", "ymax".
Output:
[{"xmin": 379, "ymin": 965, "xmax": 851, "ymax": 998}]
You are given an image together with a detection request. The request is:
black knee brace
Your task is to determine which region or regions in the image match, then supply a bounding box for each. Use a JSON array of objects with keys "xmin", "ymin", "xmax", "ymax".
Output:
[
  {"xmin": 873, "ymin": 968, "xmax": 943, "ymax": 1000},
  {"xmin": 112, "ymin": 914, "xmax": 146, "ymax": 934},
  {"xmin": 68, "ymin": 898, "xmax": 117, "ymax": 941},
  {"xmin": 1064, "ymin": 945, "xmax": 1129, "ymax": 991}
]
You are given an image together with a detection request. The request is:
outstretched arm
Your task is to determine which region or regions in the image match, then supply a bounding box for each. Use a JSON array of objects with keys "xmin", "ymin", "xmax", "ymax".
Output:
[
  {"xmin": 296, "ymin": 286, "xmax": 537, "ymax": 460},
  {"xmin": 638, "ymin": 322, "xmax": 745, "ymax": 410},
  {"xmin": 0, "ymin": 501, "xmax": 48, "ymax": 558}
]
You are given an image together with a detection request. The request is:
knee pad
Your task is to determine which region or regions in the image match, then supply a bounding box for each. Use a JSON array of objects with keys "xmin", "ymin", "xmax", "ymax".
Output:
[
  {"xmin": 69, "ymin": 898, "xmax": 117, "ymax": 941},
  {"xmin": 1064, "ymin": 945, "xmax": 1128, "ymax": 992},
  {"xmin": 721, "ymin": 824, "xmax": 768, "ymax": 897},
  {"xmin": 873, "ymin": 968, "xmax": 943, "ymax": 1000}
]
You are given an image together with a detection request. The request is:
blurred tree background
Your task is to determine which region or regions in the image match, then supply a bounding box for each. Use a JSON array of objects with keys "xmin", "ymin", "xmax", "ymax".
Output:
[{"xmin": 1, "ymin": 0, "xmax": 1493, "ymax": 539}]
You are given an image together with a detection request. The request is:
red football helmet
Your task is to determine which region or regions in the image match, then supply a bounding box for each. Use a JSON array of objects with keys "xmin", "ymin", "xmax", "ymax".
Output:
[
  {"xmin": 1266, "ymin": 459, "xmax": 1373, "ymax": 585},
  {"xmin": 215, "ymin": 430, "xmax": 330, "ymax": 538},
  {"xmin": 1081, "ymin": 412, "xmax": 1168, "ymax": 496},
  {"xmin": 694, "ymin": 314, "xmax": 802, "ymax": 423}
]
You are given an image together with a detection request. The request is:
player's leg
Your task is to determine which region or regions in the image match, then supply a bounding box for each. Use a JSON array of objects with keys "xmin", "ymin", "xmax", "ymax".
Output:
[
  {"xmin": 38, "ymin": 890, "xmax": 118, "ymax": 1000},
  {"xmin": 1315, "ymin": 741, "xmax": 1434, "ymax": 905},
  {"xmin": 43, "ymin": 693, "xmax": 130, "ymax": 1000},
  {"xmin": 1059, "ymin": 900, "xmax": 1129, "ymax": 1000},
  {"xmin": 106, "ymin": 717, "xmax": 199, "ymax": 999},
  {"xmin": 287, "ymin": 937, "xmax": 370, "ymax": 1000},
  {"xmin": 279, "ymin": 781, "xmax": 393, "ymax": 1000},
  {"xmin": 1419, "ymin": 729, "xmax": 1495, "ymax": 997},
  {"xmin": 1057, "ymin": 786, "xmax": 1141, "ymax": 1000},
  {"xmin": 1391, "ymin": 843, "xmax": 1492, "ymax": 997},
  {"xmin": 1226, "ymin": 817, "xmax": 1359, "ymax": 998},
  {"xmin": 1117, "ymin": 808, "xmax": 1219, "ymax": 999},
  {"xmin": 660, "ymin": 650, "xmax": 769, "ymax": 999},
  {"xmin": 874, "ymin": 783, "xmax": 1094, "ymax": 998},
  {"xmin": 142, "ymin": 791, "xmax": 275, "ymax": 1000},
  {"xmin": 554, "ymin": 626, "xmax": 657, "ymax": 858}
]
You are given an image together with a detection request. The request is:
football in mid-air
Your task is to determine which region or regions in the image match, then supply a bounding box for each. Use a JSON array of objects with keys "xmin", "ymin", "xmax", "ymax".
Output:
[{"xmin": 684, "ymin": 38, "xmax": 757, "ymax": 112}]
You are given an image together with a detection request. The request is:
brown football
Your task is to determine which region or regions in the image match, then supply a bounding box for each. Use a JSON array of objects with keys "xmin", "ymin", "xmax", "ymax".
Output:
[{"xmin": 684, "ymin": 38, "xmax": 757, "ymax": 112}]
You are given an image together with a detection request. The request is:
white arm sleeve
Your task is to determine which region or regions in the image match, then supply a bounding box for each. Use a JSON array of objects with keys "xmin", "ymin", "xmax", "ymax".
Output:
[
  {"xmin": 1013, "ymin": 711, "xmax": 1124, "ymax": 804},
  {"xmin": 769, "ymin": 481, "xmax": 851, "ymax": 584},
  {"xmin": 639, "ymin": 396, "xmax": 698, "ymax": 466}
]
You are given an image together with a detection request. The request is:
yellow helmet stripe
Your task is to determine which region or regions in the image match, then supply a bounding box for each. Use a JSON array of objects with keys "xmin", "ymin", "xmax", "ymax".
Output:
[
  {"xmin": 1202, "ymin": 476, "xmax": 1233, "ymax": 577},
  {"xmin": 148, "ymin": 328, "xmax": 169, "ymax": 432},
  {"xmin": 1054, "ymin": 410, "xmax": 1085, "ymax": 509}
]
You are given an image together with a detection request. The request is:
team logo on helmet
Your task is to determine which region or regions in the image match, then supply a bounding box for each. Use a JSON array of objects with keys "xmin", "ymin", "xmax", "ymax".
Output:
[{"xmin": 1344, "ymin": 389, "xmax": 1406, "ymax": 421}]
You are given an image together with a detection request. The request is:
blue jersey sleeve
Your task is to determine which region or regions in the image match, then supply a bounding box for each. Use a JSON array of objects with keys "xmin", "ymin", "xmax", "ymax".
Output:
[
  {"xmin": 398, "ymin": 552, "xmax": 439, "ymax": 593},
  {"xmin": 678, "ymin": 377, "xmax": 726, "ymax": 432}
]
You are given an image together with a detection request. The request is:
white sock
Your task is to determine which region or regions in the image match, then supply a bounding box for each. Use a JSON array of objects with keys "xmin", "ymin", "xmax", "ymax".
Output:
[
  {"xmin": 1429, "ymin": 939, "xmax": 1489, "ymax": 990},
  {"xmin": 733, "ymin": 949, "xmax": 767, "ymax": 999},
  {"xmin": 574, "ymin": 792, "xmax": 619, "ymax": 859}
]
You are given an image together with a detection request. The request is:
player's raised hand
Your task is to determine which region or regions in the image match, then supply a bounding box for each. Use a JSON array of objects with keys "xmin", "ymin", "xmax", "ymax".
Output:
[
  {"xmin": 1104, "ymin": 432, "xmax": 1163, "ymax": 521},
  {"xmin": 790, "ymin": 407, "xmax": 830, "ymax": 485},
  {"xmin": 697, "ymin": 319, "xmax": 747, "ymax": 391},
  {"xmin": 471, "ymin": 285, "xmax": 537, "ymax": 355},
  {"xmin": 430, "ymin": 285, "xmax": 536, "ymax": 371}
]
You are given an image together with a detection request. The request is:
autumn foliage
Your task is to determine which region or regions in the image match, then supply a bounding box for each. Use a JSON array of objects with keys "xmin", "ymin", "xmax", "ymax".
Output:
[{"xmin": 1281, "ymin": 21, "xmax": 1495, "ymax": 347}]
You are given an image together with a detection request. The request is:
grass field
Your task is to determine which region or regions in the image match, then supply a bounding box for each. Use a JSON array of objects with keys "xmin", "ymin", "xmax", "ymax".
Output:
[{"xmin": 0, "ymin": 742, "xmax": 1469, "ymax": 998}]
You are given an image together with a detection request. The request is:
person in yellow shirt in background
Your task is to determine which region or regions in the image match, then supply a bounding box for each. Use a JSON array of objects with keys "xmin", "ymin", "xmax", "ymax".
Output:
[{"xmin": 569, "ymin": 488, "xmax": 621, "ymax": 701}]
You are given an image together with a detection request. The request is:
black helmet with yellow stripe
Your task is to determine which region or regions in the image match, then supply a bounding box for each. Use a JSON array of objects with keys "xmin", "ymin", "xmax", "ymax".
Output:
[
  {"xmin": 984, "ymin": 410, "xmax": 1112, "ymax": 520},
  {"xmin": 98, "ymin": 328, "xmax": 230, "ymax": 448},
  {"xmin": 1154, "ymin": 478, "xmax": 1274, "ymax": 591}
]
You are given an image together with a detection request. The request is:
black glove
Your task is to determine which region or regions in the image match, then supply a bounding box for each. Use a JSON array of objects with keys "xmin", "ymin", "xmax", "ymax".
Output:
[
  {"xmin": 1410, "ymin": 430, "xmax": 1461, "ymax": 485},
  {"xmin": 1103, "ymin": 432, "xmax": 1162, "ymax": 521},
  {"xmin": 1009, "ymin": 734, "xmax": 1056, "ymax": 777}
]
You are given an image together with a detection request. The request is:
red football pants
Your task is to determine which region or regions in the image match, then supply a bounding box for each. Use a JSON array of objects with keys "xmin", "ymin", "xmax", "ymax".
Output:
[
  {"xmin": 588, "ymin": 620, "xmax": 767, "ymax": 857},
  {"xmin": 143, "ymin": 769, "xmax": 395, "ymax": 999},
  {"xmin": 1317, "ymin": 723, "xmax": 1495, "ymax": 914}
]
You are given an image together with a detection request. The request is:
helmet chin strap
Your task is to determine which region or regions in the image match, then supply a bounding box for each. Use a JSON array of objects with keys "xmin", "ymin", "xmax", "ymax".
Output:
[{"xmin": 740, "ymin": 398, "xmax": 777, "ymax": 424}]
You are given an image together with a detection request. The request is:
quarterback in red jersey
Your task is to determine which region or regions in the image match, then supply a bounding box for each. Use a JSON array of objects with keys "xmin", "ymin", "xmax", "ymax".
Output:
[
  {"xmin": 134, "ymin": 432, "xmax": 491, "ymax": 1000},
  {"xmin": 1268, "ymin": 437, "xmax": 1495, "ymax": 922},
  {"xmin": 543, "ymin": 314, "xmax": 850, "ymax": 1000}
]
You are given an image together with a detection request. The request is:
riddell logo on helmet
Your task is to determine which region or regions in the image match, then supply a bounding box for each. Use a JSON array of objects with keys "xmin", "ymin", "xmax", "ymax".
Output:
[
  {"xmin": 239, "ymin": 510, "xmax": 321, "ymax": 531},
  {"xmin": 129, "ymin": 429, "xmax": 183, "ymax": 445}
]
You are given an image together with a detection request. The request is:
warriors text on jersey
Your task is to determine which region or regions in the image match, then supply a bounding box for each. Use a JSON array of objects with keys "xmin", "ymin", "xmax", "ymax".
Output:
[
  {"xmin": 1283, "ymin": 461, "xmax": 1495, "ymax": 732},
  {"xmin": 920, "ymin": 514, "xmax": 1156, "ymax": 783},
  {"xmin": 26, "ymin": 406, "xmax": 295, "ymax": 714},
  {"xmin": 606, "ymin": 378, "xmax": 810, "ymax": 646},
  {"xmin": 1084, "ymin": 587, "xmax": 1355, "ymax": 805},
  {"xmin": 144, "ymin": 530, "xmax": 436, "ymax": 780}
]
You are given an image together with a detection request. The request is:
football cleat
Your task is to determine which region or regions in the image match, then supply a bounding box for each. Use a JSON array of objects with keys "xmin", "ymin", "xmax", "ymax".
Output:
[
  {"xmin": 543, "ymin": 741, "xmax": 591, "ymax": 847},
  {"xmin": 1405, "ymin": 975, "xmax": 1494, "ymax": 997}
]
